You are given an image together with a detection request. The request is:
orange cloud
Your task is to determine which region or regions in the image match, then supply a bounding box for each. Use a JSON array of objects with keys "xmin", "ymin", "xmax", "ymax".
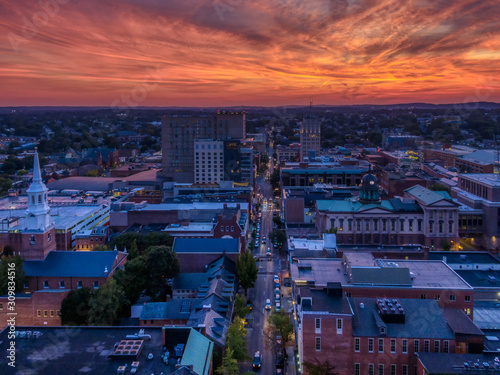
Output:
[{"xmin": 0, "ymin": 0, "xmax": 499, "ymax": 106}]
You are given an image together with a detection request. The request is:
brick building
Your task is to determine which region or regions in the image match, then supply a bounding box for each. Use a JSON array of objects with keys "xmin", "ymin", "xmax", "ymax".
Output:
[
  {"xmin": 295, "ymin": 286, "xmax": 484, "ymax": 375},
  {"xmin": 74, "ymin": 226, "xmax": 109, "ymax": 250}
]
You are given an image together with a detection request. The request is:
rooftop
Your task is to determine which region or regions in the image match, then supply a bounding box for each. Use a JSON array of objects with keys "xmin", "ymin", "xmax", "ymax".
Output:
[
  {"xmin": 350, "ymin": 297, "xmax": 455, "ymax": 339},
  {"xmin": 429, "ymin": 251, "xmax": 500, "ymax": 265},
  {"xmin": 405, "ymin": 185, "xmax": 453, "ymax": 205},
  {"xmin": 455, "ymin": 269, "xmax": 500, "ymax": 289},
  {"xmin": 24, "ymin": 250, "xmax": 126, "ymax": 277},
  {"xmin": 417, "ymin": 353, "xmax": 500, "ymax": 374},
  {"xmin": 459, "ymin": 173, "xmax": 500, "ymax": 187},
  {"xmin": 299, "ymin": 288, "xmax": 352, "ymax": 314},
  {"xmin": 173, "ymin": 238, "xmax": 240, "ymax": 254}
]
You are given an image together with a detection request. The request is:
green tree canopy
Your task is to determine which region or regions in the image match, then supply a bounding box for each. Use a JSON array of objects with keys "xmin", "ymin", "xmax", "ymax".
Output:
[
  {"xmin": 145, "ymin": 246, "xmax": 181, "ymax": 301},
  {"xmin": 236, "ymin": 250, "xmax": 258, "ymax": 295},
  {"xmin": 268, "ymin": 308, "xmax": 294, "ymax": 344},
  {"xmin": 233, "ymin": 293, "xmax": 250, "ymax": 319},
  {"xmin": 226, "ymin": 317, "xmax": 249, "ymax": 361},
  {"xmin": 303, "ymin": 359, "xmax": 339, "ymax": 375},
  {"xmin": 88, "ymin": 278, "xmax": 128, "ymax": 326},
  {"xmin": 216, "ymin": 348, "xmax": 239, "ymax": 375},
  {"xmin": 109, "ymin": 232, "xmax": 173, "ymax": 259},
  {"xmin": 270, "ymin": 230, "xmax": 287, "ymax": 247},
  {"xmin": 113, "ymin": 255, "xmax": 148, "ymax": 305},
  {"xmin": 0, "ymin": 255, "xmax": 25, "ymax": 295},
  {"xmin": 60, "ymin": 288, "xmax": 92, "ymax": 325}
]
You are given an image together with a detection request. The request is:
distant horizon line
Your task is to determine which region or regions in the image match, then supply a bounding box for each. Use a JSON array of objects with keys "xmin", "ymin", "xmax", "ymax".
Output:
[{"xmin": 1, "ymin": 101, "xmax": 499, "ymax": 110}]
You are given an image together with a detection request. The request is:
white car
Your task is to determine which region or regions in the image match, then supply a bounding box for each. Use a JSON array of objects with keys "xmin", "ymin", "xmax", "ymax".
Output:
[
  {"xmin": 273, "ymin": 275, "xmax": 279, "ymax": 283},
  {"xmin": 265, "ymin": 299, "xmax": 272, "ymax": 310}
]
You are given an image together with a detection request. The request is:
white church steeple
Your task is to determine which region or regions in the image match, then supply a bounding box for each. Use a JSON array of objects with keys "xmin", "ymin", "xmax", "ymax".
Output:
[{"xmin": 25, "ymin": 149, "xmax": 52, "ymax": 231}]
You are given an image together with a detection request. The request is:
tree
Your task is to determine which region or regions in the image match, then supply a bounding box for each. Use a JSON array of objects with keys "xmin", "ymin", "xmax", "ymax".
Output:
[
  {"xmin": 88, "ymin": 278, "xmax": 128, "ymax": 325},
  {"xmin": 270, "ymin": 230, "xmax": 287, "ymax": 247},
  {"xmin": 441, "ymin": 240, "xmax": 452, "ymax": 251},
  {"xmin": 233, "ymin": 293, "xmax": 250, "ymax": 319},
  {"xmin": 270, "ymin": 170, "xmax": 280, "ymax": 190},
  {"xmin": 93, "ymin": 245, "xmax": 108, "ymax": 251},
  {"xmin": 303, "ymin": 359, "xmax": 339, "ymax": 375},
  {"xmin": 145, "ymin": 246, "xmax": 181, "ymax": 301},
  {"xmin": 429, "ymin": 183, "xmax": 451, "ymax": 194},
  {"xmin": 109, "ymin": 232, "xmax": 173, "ymax": 255},
  {"xmin": 216, "ymin": 348, "xmax": 239, "ymax": 375},
  {"xmin": 0, "ymin": 255, "xmax": 25, "ymax": 295},
  {"xmin": 2, "ymin": 245, "xmax": 14, "ymax": 257},
  {"xmin": 226, "ymin": 317, "xmax": 249, "ymax": 361},
  {"xmin": 273, "ymin": 216, "xmax": 282, "ymax": 227},
  {"xmin": 325, "ymin": 227, "xmax": 338, "ymax": 235},
  {"xmin": 113, "ymin": 255, "xmax": 148, "ymax": 305},
  {"xmin": 129, "ymin": 238, "xmax": 139, "ymax": 259},
  {"xmin": 236, "ymin": 250, "xmax": 258, "ymax": 295},
  {"xmin": 60, "ymin": 288, "xmax": 92, "ymax": 325},
  {"xmin": 268, "ymin": 309, "xmax": 294, "ymax": 344}
]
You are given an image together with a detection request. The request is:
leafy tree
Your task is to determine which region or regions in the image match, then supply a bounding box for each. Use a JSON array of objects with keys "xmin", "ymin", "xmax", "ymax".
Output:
[
  {"xmin": 270, "ymin": 170, "xmax": 280, "ymax": 190},
  {"xmin": 2, "ymin": 245, "xmax": 14, "ymax": 257},
  {"xmin": 236, "ymin": 250, "xmax": 258, "ymax": 295},
  {"xmin": 273, "ymin": 216, "xmax": 282, "ymax": 227},
  {"xmin": 113, "ymin": 255, "xmax": 148, "ymax": 305},
  {"xmin": 109, "ymin": 232, "xmax": 173, "ymax": 255},
  {"xmin": 429, "ymin": 183, "xmax": 451, "ymax": 194},
  {"xmin": 270, "ymin": 230, "xmax": 287, "ymax": 247},
  {"xmin": 303, "ymin": 359, "xmax": 339, "ymax": 375},
  {"xmin": 0, "ymin": 255, "xmax": 25, "ymax": 294},
  {"xmin": 441, "ymin": 240, "xmax": 452, "ymax": 251},
  {"xmin": 325, "ymin": 227, "xmax": 338, "ymax": 235},
  {"xmin": 129, "ymin": 238, "xmax": 139, "ymax": 259},
  {"xmin": 93, "ymin": 245, "xmax": 108, "ymax": 251},
  {"xmin": 145, "ymin": 246, "xmax": 181, "ymax": 301},
  {"xmin": 85, "ymin": 169, "xmax": 99, "ymax": 177},
  {"xmin": 268, "ymin": 308, "xmax": 294, "ymax": 344},
  {"xmin": 0, "ymin": 177, "xmax": 13, "ymax": 193},
  {"xmin": 88, "ymin": 278, "xmax": 128, "ymax": 325},
  {"xmin": 60, "ymin": 288, "xmax": 92, "ymax": 325},
  {"xmin": 233, "ymin": 293, "xmax": 250, "ymax": 319},
  {"xmin": 216, "ymin": 348, "xmax": 239, "ymax": 375},
  {"xmin": 226, "ymin": 317, "xmax": 249, "ymax": 361}
]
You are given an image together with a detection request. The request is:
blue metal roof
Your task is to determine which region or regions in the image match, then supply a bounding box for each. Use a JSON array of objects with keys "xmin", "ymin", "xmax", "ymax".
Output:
[
  {"xmin": 173, "ymin": 238, "xmax": 239, "ymax": 253},
  {"xmin": 24, "ymin": 251, "xmax": 124, "ymax": 277}
]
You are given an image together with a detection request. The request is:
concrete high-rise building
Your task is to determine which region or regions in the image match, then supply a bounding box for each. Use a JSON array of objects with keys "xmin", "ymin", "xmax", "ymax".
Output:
[
  {"xmin": 300, "ymin": 118, "xmax": 321, "ymax": 162},
  {"xmin": 161, "ymin": 112, "xmax": 246, "ymax": 182},
  {"xmin": 194, "ymin": 140, "xmax": 224, "ymax": 184}
]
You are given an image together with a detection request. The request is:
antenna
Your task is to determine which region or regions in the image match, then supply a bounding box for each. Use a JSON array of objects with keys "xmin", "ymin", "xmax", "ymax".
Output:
[{"xmin": 309, "ymin": 96, "xmax": 313, "ymax": 110}]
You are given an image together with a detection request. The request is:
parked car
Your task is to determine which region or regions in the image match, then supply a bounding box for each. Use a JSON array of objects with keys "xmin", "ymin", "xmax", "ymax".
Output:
[
  {"xmin": 265, "ymin": 299, "xmax": 272, "ymax": 310},
  {"xmin": 273, "ymin": 275, "xmax": 279, "ymax": 283},
  {"xmin": 253, "ymin": 351, "xmax": 262, "ymax": 369},
  {"xmin": 266, "ymin": 248, "xmax": 272, "ymax": 256}
]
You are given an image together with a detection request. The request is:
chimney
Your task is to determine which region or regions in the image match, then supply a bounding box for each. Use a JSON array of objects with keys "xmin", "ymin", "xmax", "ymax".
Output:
[
  {"xmin": 198, "ymin": 324, "xmax": 206, "ymax": 335},
  {"xmin": 223, "ymin": 203, "xmax": 227, "ymax": 209},
  {"xmin": 202, "ymin": 304, "xmax": 211, "ymax": 312},
  {"xmin": 104, "ymin": 266, "xmax": 108, "ymax": 275}
]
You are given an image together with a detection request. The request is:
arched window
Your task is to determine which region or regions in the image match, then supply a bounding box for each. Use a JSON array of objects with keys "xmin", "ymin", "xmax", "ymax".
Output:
[
  {"xmin": 32, "ymin": 196, "xmax": 35, "ymax": 203},
  {"xmin": 38, "ymin": 195, "xmax": 42, "ymax": 203}
]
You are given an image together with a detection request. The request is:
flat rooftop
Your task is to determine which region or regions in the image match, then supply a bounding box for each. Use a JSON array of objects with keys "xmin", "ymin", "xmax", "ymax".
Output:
[
  {"xmin": 429, "ymin": 251, "xmax": 500, "ymax": 265},
  {"xmin": 291, "ymin": 258, "xmax": 472, "ymax": 290},
  {"xmin": 132, "ymin": 202, "xmax": 248, "ymax": 212},
  {"xmin": 344, "ymin": 252, "xmax": 377, "ymax": 267},
  {"xmin": 459, "ymin": 173, "xmax": 500, "ymax": 187},
  {"xmin": 164, "ymin": 223, "xmax": 214, "ymax": 232},
  {"xmin": 288, "ymin": 238, "xmax": 324, "ymax": 251}
]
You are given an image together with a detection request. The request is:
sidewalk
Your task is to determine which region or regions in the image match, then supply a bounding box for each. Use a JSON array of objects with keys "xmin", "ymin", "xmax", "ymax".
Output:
[{"xmin": 285, "ymin": 346, "xmax": 296, "ymax": 375}]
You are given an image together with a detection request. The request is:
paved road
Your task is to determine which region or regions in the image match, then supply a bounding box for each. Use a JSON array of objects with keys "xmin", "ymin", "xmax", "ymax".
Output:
[{"xmin": 242, "ymin": 176, "xmax": 280, "ymax": 374}]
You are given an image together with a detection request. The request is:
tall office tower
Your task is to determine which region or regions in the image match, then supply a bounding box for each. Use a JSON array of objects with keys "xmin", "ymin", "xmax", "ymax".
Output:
[
  {"xmin": 161, "ymin": 112, "xmax": 245, "ymax": 182},
  {"xmin": 240, "ymin": 148, "xmax": 254, "ymax": 186},
  {"xmin": 223, "ymin": 140, "xmax": 242, "ymax": 182},
  {"xmin": 300, "ymin": 117, "xmax": 321, "ymax": 162},
  {"xmin": 194, "ymin": 140, "xmax": 224, "ymax": 184}
]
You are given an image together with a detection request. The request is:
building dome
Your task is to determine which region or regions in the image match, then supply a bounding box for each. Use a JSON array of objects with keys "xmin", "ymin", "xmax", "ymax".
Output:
[{"xmin": 358, "ymin": 168, "xmax": 381, "ymax": 204}]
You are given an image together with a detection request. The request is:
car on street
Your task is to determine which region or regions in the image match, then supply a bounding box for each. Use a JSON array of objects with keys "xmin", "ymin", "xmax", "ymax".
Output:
[
  {"xmin": 266, "ymin": 248, "xmax": 272, "ymax": 256},
  {"xmin": 246, "ymin": 300, "xmax": 252, "ymax": 311},
  {"xmin": 262, "ymin": 236, "xmax": 266, "ymax": 244},
  {"xmin": 255, "ymin": 241, "xmax": 259, "ymax": 248},
  {"xmin": 273, "ymin": 275, "xmax": 279, "ymax": 283},
  {"xmin": 275, "ymin": 281, "xmax": 280, "ymax": 289},
  {"xmin": 253, "ymin": 351, "xmax": 262, "ymax": 369},
  {"xmin": 265, "ymin": 299, "xmax": 272, "ymax": 310},
  {"xmin": 275, "ymin": 300, "xmax": 281, "ymax": 309}
]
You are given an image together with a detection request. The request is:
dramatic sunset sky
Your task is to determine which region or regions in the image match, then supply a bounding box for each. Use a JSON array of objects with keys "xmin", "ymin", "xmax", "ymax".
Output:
[{"xmin": 0, "ymin": 0, "xmax": 499, "ymax": 107}]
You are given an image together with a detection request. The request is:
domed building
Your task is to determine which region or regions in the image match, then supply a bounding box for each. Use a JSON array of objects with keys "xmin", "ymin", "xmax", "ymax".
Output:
[{"xmin": 358, "ymin": 169, "xmax": 381, "ymax": 204}]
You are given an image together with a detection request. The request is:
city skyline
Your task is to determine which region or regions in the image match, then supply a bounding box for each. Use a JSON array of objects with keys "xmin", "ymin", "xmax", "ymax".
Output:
[{"xmin": 1, "ymin": 0, "xmax": 499, "ymax": 107}]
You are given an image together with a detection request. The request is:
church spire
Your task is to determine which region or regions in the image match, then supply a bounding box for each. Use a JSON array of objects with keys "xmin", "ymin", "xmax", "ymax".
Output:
[
  {"xmin": 32, "ymin": 148, "xmax": 42, "ymax": 184},
  {"xmin": 26, "ymin": 148, "xmax": 52, "ymax": 231}
]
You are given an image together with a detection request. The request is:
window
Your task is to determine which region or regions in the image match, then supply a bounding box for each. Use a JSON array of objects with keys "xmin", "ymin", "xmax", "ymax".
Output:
[
  {"xmin": 443, "ymin": 340, "xmax": 449, "ymax": 353},
  {"xmin": 77, "ymin": 280, "xmax": 83, "ymax": 289},
  {"xmin": 0, "ymin": 302, "xmax": 3, "ymax": 310},
  {"xmin": 355, "ymin": 363, "xmax": 360, "ymax": 375},
  {"xmin": 315, "ymin": 337, "xmax": 321, "ymax": 351},
  {"xmin": 450, "ymin": 294, "xmax": 456, "ymax": 302},
  {"xmin": 339, "ymin": 219, "xmax": 344, "ymax": 231},
  {"xmin": 435, "ymin": 294, "xmax": 441, "ymax": 301},
  {"xmin": 424, "ymin": 340, "xmax": 430, "ymax": 352},
  {"xmin": 421, "ymin": 294, "xmax": 426, "ymax": 299},
  {"xmin": 59, "ymin": 280, "xmax": 65, "ymax": 288},
  {"xmin": 417, "ymin": 220, "xmax": 422, "ymax": 231},
  {"xmin": 391, "ymin": 339, "xmax": 396, "ymax": 353},
  {"xmin": 369, "ymin": 364, "xmax": 374, "ymax": 375},
  {"xmin": 414, "ymin": 339, "xmax": 419, "ymax": 353},
  {"xmin": 221, "ymin": 226, "xmax": 224, "ymax": 232},
  {"xmin": 50, "ymin": 310, "xmax": 54, "ymax": 317},
  {"xmin": 378, "ymin": 364, "xmax": 384, "ymax": 375},
  {"xmin": 43, "ymin": 280, "xmax": 49, "ymax": 288},
  {"xmin": 409, "ymin": 219, "xmax": 413, "ymax": 231},
  {"xmin": 434, "ymin": 340, "xmax": 440, "ymax": 352},
  {"xmin": 465, "ymin": 295, "xmax": 471, "ymax": 302},
  {"xmin": 24, "ymin": 282, "xmax": 29, "ymax": 289},
  {"xmin": 226, "ymin": 226, "xmax": 229, "ymax": 231},
  {"xmin": 391, "ymin": 219, "xmax": 396, "ymax": 231},
  {"xmin": 355, "ymin": 338, "xmax": 360, "ymax": 352},
  {"xmin": 368, "ymin": 338, "xmax": 374, "ymax": 352},
  {"xmin": 37, "ymin": 310, "xmax": 41, "ymax": 317},
  {"xmin": 43, "ymin": 310, "xmax": 48, "ymax": 317},
  {"xmin": 414, "ymin": 366, "xmax": 417, "ymax": 375},
  {"xmin": 315, "ymin": 318, "xmax": 321, "ymax": 333},
  {"xmin": 337, "ymin": 318, "xmax": 343, "ymax": 334},
  {"xmin": 93, "ymin": 281, "xmax": 99, "ymax": 289},
  {"xmin": 400, "ymin": 219, "xmax": 404, "ymax": 231},
  {"xmin": 449, "ymin": 221, "xmax": 453, "ymax": 233},
  {"xmin": 402, "ymin": 339, "xmax": 408, "ymax": 353},
  {"xmin": 391, "ymin": 365, "xmax": 396, "ymax": 375},
  {"xmin": 379, "ymin": 338, "xmax": 384, "ymax": 353},
  {"xmin": 374, "ymin": 220, "xmax": 378, "ymax": 231},
  {"xmin": 402, "ymin": 365, "xmax": 408, "ymax": 375}
]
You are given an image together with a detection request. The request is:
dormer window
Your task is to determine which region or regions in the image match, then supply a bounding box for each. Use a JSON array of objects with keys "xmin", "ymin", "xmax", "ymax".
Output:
[{"xmin": 30, "ymin": 235, "xmax": 36, "ymax": 245}]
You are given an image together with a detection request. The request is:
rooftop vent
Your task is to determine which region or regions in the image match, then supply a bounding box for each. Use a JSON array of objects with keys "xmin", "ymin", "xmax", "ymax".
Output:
[{"xmin": 376, "ymin": 298, "xmax": 405, "ymax": 324}]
